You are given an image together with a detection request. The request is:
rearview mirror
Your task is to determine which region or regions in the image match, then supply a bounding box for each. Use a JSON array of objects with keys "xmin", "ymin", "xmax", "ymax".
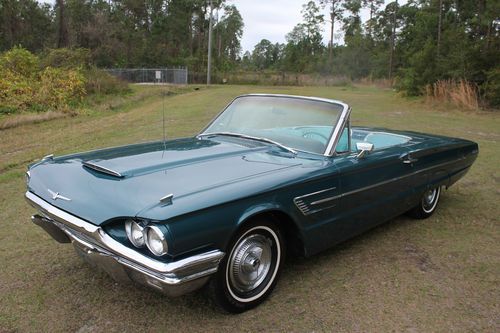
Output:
[{"xmin": 356, "ymin": 142, "xmax": 374, "ymax": 159}]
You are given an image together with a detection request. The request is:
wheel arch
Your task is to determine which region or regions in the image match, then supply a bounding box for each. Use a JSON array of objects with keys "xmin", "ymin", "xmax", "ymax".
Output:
[{"xmin": 233, "ymin": 204, "xmax": 306, "ymax": 257}]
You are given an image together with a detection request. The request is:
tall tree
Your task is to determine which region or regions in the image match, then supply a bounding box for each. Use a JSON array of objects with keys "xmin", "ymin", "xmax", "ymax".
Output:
[
  {"xmin": 0, "ymin": 0, "xmax": 53, "ymax": 51},
  {"xmin": 362, "ymin": 0, "xmax": 383, "ymax": 37},
  {"xmin": 55, "ymin": 0, "xmax": 69, "ymax": 48},
  {"xmin": 387, "ymin": 1, "xmax": 398, "ymax": 80},
  {"xmin": 252, "ymin": 39, "xmax": 274, "ymax": 69},
  {"xmin": 436, "ymin": 0, "xmax": 443, "ymax": 57},
  {"xmin": 342, "ymin": 0, "xmax": 363, "ymax": 40},
  {"xmin": 318, "ymin": 0, "xmax": 344, "ymax": 63},
  {"xmin": 284, "ymin": 1, "xmax": 324, "ymax": 72}
]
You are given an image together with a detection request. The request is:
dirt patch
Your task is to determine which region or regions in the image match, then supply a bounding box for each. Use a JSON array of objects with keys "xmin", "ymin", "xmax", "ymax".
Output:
[
  {"xmin": 404, "ymin": 243, "xmax": 436, "ymax": 272},
  {"xmin": 0, "ymin": 111, "xmax": 72, "ymax": 130}
]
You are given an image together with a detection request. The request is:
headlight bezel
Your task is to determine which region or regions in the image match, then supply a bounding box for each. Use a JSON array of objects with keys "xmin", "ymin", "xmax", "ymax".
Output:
[
  {"xmin": 145, "ymin": 225, "xmax": 169, "ymax": 256},
  {"xmin": 124, "ymin": 219, "xmax": 146, "ymax": 248}
]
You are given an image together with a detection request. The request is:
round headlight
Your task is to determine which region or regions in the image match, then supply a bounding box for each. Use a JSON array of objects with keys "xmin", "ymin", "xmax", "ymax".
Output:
[
  {"xmin": 145, "ymin": 225, "xmax": 168, "ymax": 256},
  {"xmin": 125, "ymin": 219, "xmax": 145, "ymax": 248}
]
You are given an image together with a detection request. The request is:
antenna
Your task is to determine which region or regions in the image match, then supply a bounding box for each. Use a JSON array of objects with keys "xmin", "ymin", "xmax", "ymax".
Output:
[{"xmin": 162, "ymin": 69, "xmax": 167, "ymax": 152}]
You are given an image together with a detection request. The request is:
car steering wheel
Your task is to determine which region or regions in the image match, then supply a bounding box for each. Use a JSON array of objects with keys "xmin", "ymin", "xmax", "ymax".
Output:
[{"xmin": 302, "ymin": 132, "xmax": 329, "ymax": 143}]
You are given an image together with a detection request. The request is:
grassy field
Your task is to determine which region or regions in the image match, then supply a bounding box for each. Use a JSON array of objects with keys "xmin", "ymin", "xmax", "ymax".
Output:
[{"xmin": 0, "ymin": 85, "xmax": 498, "ymax": 332}]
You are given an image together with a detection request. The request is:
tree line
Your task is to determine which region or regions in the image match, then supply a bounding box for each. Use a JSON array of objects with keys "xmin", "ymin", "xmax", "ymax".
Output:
[
  {"xmin": 0, "ymin": 0, "xmax": 498, "ymax": 105},
  {"xmin": 243, "ymin": 0, "xmax": 498, "ymax": 105},
  {"xmin": 0, "ymin": 0, "xmax": 243, "ymax": 73}
]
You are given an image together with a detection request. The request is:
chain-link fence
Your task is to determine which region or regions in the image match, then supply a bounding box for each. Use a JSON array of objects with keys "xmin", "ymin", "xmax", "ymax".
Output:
[{"xmin": 104, "ymin": 68, "xmax": 188, "ymax": 84}]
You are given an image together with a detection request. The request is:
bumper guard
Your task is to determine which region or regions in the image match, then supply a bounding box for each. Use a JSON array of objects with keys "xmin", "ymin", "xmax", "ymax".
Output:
[{"xmin": 25, "ymin": 191, "xmax": 224, "ymax": 297}]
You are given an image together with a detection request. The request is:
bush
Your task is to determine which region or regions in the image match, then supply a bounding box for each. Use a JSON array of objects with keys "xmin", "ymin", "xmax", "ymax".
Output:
[
  {"xmin": 34, "ymin": 67, "xmax": 86, "ymax": 110},
  {"xmin": 40, "ymin": 48, "xmax": 91, "ymax": 69},
  {"xmin": 0, "ymin": 47, "xmax": 129, "ymax": 114},
  {"xmin": 84, "ymin": 67, "xmax": 130, "ymax": 95},
  {"xmin": 483, "ymin": 68, "xmax": 500, "ymax": 108},
  {"xmin": 0, "ymin": 46, "xmax": 39, "ymax": 77},
  {"xmin": 0, "ymin": 70, "xmax": 34, "ymax": 113}
]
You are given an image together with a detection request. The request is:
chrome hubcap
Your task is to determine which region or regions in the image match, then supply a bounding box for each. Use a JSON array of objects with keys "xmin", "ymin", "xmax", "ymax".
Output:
[
  {"xmin": 229, "ymin": 234, "xmax": 272, "ymax": 293},
  {"xmin": 422, "ymin": 188, "xmax": 438, "ymax": 212}
]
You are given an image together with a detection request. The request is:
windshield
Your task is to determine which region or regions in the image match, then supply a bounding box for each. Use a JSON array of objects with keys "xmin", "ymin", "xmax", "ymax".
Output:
[{"xmin": 202, "ymin": 95, "xmax": 345, "ymax": 154}]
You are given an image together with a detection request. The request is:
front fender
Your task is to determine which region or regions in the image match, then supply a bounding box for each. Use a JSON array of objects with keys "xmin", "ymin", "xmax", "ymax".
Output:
[{"xmin": 236, "ymin": 202, "xmax": 289, "ymax": 226}]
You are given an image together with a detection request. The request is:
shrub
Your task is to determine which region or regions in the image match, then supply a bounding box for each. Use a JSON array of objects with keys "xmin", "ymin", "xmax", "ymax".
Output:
[
  {"xmin": 0, "ymin": 70, "xmax": 34, "ymax": 113},
  {"xmin": 84, "ymin": 67, "xmax": 130, "ymax": 95},
  {"xmin": 34, "ymin": 67, "xmax": 86, "ymax": 110},
  {"xmin": 483, "ymin": 68, "xmax": 500, "ymax": 108},
  {"xmin": 0, "ymin": 46, "xmax": 39, "ymax": 77},
  {"xmin": 0, "ymin": 47, "xmax": 129, "ymax": 114},
  {"xmin": 40, "ymin": 48, "xmax": 91, "ymax": 69}
]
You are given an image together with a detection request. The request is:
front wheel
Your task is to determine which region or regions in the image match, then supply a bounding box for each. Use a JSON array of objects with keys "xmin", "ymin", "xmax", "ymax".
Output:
[
  {"xmin": 208, "ymin": 219, "xmax": 285, "ymax": 313},
  {"xmin": 407, "ymin": 186, "xmax": 441, "ymax": 219}
]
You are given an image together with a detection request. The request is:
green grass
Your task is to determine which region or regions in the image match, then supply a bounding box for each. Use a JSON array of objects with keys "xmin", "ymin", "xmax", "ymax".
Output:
[{"xmin": 0, "ymin": 85, "xmax": 498, "ymax": 332}]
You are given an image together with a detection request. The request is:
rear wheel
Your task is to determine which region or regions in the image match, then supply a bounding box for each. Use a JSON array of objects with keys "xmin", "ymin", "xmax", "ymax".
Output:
[
  {"xmin": 208, "ymin": 219, "xmax": 285, "ymax": 313},
  {"xmin": 407, "ymin": 186, "xmax": 441, "ymax": 219}
]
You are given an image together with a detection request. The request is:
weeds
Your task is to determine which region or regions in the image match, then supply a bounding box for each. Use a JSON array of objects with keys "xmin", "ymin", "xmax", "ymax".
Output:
[
  {"xmin": 425, "ymin": 79, "xmax": 479, "ymax": 110},
  {"xmin": 0, "ymin": 111, "xmax": 71, "ymax": 130}
]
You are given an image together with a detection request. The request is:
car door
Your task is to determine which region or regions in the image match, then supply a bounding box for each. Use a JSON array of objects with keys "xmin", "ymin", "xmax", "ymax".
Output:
[{"xmin": 332, "ymin": 145, "xmax": 416, "ymax": 240}]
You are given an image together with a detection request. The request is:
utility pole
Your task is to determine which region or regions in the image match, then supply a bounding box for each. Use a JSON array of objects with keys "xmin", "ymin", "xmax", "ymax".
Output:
[{"xmin": 207, "ymin": 0, "xmax": 213, "ymax": 85}]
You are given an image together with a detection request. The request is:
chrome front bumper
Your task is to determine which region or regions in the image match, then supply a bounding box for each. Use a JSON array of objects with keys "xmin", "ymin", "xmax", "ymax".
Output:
[{"xmin": 25, "ymin": 191, "xmax": 225, "ymax": 297}]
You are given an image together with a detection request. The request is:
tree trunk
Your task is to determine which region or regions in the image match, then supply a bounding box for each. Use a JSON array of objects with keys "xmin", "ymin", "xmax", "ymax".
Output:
[
  {"xmin": 329, "ymin": 11, "xmax": 335, "ymax": 63},
  {"xmin": 437, "ymin": 0, "xmax": 443, "ymax": 57},
  {"xmin": 188, "ymin": 12, "xmax": 193, "ymax": 56},
  {"xmin": 217, "ymin": 33, "xmax": 222, "ymax": 58},
  {"xmin": 56, "ymin": 0, "xmax": 69, "ymax": 48},
  {"xmin": 369, "ymin": 1, "xmax": 374, "ymax": 37},
  {"xmin": 388, "ymin": 2, "xmax": 397, "ymax": 81}
]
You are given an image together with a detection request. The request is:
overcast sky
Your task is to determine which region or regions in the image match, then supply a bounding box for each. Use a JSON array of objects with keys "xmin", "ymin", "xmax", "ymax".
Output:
[
  {"xmin": 39, "ymin": 0, "xmax": 405, "ymax": 53},
  {"xmin": 231, "ymin": 0, "xmax": 348, "ymax": 52},
  {"xmin": 231, "ymin": 0, "xmax": 406, "ymax": 52}
]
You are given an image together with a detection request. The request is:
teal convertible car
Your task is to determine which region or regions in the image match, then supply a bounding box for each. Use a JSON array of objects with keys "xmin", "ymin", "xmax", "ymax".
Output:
[{"xmin": 26, "ymin": 94, "xmax": 478, "ymax": 312}]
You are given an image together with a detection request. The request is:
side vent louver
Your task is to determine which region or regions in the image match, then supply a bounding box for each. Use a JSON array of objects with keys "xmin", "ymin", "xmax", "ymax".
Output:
[
  {"xmin": 294, "ymin": 198, "xmax": 311, "ymax": 215},
  {"xmin": 293, "ymin": 187, "xmax": 339, "ymax": 216}
]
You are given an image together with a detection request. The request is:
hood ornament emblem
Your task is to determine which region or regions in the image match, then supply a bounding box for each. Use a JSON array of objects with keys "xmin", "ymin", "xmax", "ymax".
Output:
[{"xmin": 48, "ymin": 189, "xmax": 71, "ymax": 201}]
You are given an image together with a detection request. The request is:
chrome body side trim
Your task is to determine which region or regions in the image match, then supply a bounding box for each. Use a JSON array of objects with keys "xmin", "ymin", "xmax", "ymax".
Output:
[
  {"xmin": 294, "ymin": 186, "xmax": 337, "ymax": 200},
  {"xmin": 25, "ymin": 191, "xmax": 225, "ymax": 296},
  {"xmin": 310, "ymin": 196, "xmax": 338, "ymax": 206},
  {"xmin": 294, "ymin": 157, "xmax": 467, "ymax": 216},
  {"xmin": 293, "ymin": 187, "xmax": 338, "ymax": 216}
]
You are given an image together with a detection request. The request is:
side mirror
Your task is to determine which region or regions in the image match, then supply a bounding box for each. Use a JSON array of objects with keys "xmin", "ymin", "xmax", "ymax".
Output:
[{"xmin": 356, "ymin": 142, "xmax": 374, "ymax": 159}]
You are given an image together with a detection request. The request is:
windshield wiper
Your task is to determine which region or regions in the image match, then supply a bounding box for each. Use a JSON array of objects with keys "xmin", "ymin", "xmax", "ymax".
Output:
[{"xmin": 198, "ymin": 132, "xmax": 297, "ymax": 155}]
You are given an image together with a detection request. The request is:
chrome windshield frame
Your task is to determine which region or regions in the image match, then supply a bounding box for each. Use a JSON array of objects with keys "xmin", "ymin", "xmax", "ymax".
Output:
[
  {"xmin": 325, "ymin": 106, "xmax": 352, "ymax": 157},
  {"xmin": 198, "ymin": 94, "xmax": 350, "ymax": 157}
]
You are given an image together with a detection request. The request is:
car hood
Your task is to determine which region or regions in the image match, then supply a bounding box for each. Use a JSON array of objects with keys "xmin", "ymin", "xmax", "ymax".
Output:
[{"xmin": 27, "ymin": 137, "xmax": 307, "ymax": 224}]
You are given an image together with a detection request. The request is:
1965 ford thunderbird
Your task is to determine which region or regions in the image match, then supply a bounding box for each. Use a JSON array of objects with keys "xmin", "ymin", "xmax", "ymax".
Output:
[{"xmin": 26, "ymin": 94, "xmax": 478, "ymax": 312}]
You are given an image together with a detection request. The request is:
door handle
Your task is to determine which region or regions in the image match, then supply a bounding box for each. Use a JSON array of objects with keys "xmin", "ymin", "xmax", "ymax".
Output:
[{"xmin": 400, "ymin": 154, "xmax": 418, "ymax": 164}]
